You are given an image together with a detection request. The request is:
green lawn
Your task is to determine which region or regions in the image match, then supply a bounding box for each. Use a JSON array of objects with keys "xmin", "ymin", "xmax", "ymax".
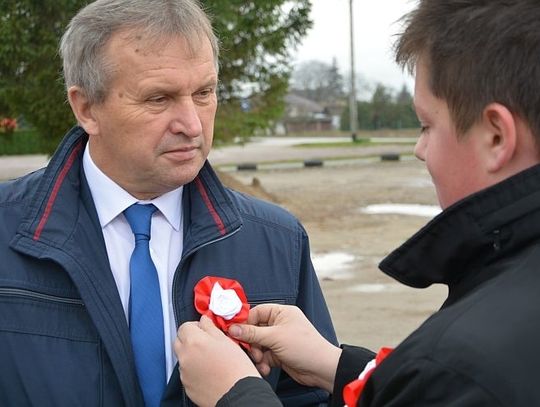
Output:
[{"xmin": 0, "ymin": 129, "xmax": 43, "ymax": 155}]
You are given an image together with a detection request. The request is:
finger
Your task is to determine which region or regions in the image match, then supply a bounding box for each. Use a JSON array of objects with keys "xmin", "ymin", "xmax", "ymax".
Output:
[
  {"xmin": 177, "ymin": 321, "xmax": 201, "ymax": 343},
  {"xmin": 198, "ymin": 314, "xmax": 223, "ymax": 338},
  {"xmin": 255, "ymin": 362, "xmax": 272, "ymax": 377},
  {"xmin": 248, "ymin": 345, "xmax": 264, "ymax": 364},
  {"xmin": 259, "ymin": 350, "xmax": 279, "ymax": 369},
  {"xmin": 173, "ymin": 335, "xmax": 182, "ymax": 356},
  {"xmin": 246, "ymin": 303, "xmax": 281, "ymax": 325},
  {"xmin": 175, "ymin": 322, "xmax": 202, "ymax": 362}
]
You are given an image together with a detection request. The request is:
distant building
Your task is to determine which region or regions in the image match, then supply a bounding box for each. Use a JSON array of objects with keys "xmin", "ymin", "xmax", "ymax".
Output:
[{"xmin": 277, "ymin": 93, "xmax": 333, "ymax": 134}]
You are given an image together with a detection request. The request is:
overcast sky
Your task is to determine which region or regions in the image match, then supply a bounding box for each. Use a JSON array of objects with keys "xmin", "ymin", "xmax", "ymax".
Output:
[{"xmin": 290, "ymin": 0, "xmax": 418, "ymax": 96}]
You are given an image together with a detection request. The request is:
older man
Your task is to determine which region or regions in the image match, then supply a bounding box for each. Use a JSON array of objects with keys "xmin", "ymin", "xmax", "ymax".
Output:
[{"xmin": 0, "ymin": 1, "xmax": 336, "ymax": 406}]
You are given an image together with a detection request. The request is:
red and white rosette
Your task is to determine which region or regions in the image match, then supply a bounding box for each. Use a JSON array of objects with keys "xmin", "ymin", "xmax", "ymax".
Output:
[
  {"xmin": 343, "ymin": 347, "xmax": 393, "ymax": 407},
  {"xmin": 194, "ymin": 276, "xmax": 250, "ymax": 349}
]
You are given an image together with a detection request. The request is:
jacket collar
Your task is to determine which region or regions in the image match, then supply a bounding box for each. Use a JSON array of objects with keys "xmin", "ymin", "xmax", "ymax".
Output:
[
  {"xmin": 183, "ymin": 160, "xmax": 242, "ymax": 254},
  {"xmin": 15, "ymin": 126, "xmax": 242, "ymax": 250},
  {"xmin": 380, "ymin": 163, "xmax": 540, "ymax": 289}
]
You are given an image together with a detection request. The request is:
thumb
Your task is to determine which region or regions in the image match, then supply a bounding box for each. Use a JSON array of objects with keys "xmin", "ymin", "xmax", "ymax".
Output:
[{"xmin": 229, "ymin": 323, "xmax": 271, "ymax": 347}]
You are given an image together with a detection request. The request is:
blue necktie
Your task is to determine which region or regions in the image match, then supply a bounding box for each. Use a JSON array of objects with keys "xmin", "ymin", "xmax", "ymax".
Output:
[{"xmin": 124, "ymin": 203, "xmax": 166, "ymax": 407}]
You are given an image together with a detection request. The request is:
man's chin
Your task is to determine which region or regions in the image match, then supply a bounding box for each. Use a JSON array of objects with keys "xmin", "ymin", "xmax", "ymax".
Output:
[{"xmin": 168, "ymin": 164, "xmax": 204, "ymax": 187}]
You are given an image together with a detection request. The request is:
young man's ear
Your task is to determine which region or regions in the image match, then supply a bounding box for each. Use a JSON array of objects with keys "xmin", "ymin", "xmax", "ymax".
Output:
[
  {"xmin": 481, "ymin": 103, "xmax": 517, "ymax": 173},
  {"xmin": 67, "ymin": 86, "xmax": 100, "ymax": 135}
]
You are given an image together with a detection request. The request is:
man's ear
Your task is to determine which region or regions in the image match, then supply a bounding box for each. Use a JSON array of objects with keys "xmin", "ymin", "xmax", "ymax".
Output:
[
  {"xmin": 481, "ymin": 103, "xmax": 517, "ymax": 173},
  {"xmin": 67, "ymin": 86, "xmax": 100, "ymax": 135}
]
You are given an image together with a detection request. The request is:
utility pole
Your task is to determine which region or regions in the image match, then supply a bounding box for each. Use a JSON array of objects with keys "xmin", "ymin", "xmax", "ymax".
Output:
[{"xmin": 349, "ymin": 0, "xmax": 358, "ymax": 142}]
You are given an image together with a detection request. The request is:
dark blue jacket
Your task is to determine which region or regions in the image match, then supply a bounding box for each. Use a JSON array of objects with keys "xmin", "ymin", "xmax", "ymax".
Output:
[{"xmin": 0, "ymin": 126, "xmax": 337, "ymax": 406}]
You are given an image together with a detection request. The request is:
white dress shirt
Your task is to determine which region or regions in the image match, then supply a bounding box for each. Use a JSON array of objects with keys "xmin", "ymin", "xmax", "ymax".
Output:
[{"xmin": 83, "ymin": 144, "xmax": 183, "ymax": 379}]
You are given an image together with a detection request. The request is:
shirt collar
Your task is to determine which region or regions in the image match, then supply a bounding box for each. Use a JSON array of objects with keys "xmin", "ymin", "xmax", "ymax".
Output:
[
  {"xmin": 82, "ymin": 144, "xmax": 183, "ymax": 230},
  {"xmin": 144, "ymin": 187, "xmax": 183, "ymax": 232}
]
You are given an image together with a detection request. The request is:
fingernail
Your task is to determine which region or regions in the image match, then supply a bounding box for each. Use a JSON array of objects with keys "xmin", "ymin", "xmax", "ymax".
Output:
[{"xmin": 229, "ymin": 325, "xmax": 241, "ymax": 337}]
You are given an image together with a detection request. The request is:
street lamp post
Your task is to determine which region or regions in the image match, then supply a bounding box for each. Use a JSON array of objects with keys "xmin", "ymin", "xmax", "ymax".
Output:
[{"xmin": 349, "ymin": 0, "xmax": 358, "ymax": 142}]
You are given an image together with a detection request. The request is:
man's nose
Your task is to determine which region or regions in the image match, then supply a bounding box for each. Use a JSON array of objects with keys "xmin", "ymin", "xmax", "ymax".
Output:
[{"xmin": 170, "ymin": 100, "xmax": 203, "ymax": 137}]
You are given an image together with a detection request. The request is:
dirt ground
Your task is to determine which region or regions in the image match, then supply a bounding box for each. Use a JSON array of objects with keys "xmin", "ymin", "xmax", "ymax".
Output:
[{"xmin": 219, "ymin": 158, "xmax": 448, "ymax": 349}]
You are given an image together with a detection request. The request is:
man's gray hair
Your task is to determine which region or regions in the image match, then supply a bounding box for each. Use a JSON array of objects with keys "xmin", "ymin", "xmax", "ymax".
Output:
[{"xmin": 59, "ymin": 0, "xmax": 219, "ymax": 105}]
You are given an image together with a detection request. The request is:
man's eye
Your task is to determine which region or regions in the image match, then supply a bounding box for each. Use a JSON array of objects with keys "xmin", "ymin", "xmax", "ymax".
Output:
[
  {"xmin": 196, "ymin": 88, "xmax": 213, "ymax": 98},
  {"xmin": 420, "ymin": 125, "xmax": 429, "ymax": 134},
  {"xmin": 148, "ymin": 96, "xmax": 167, "ymax": 104}
]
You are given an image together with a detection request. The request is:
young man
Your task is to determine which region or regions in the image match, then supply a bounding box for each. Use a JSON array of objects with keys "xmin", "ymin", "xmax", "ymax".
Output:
[
  {"xmin": 175, "ymin": 0, "xmax": 540, "ymax": 405},
  {"xmin": 0, "ymin": 1, "xmax": 336, "ymax": 406}
]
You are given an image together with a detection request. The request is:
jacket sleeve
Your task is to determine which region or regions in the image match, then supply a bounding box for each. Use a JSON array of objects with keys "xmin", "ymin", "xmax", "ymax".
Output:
[
  {"xmin": 330, "ymin": 345, "xmax": 375, "ymax": 407},
  {"xmin": 275, "ymin": 224, "xmax": 339, "ymax": 406},
  {"xmin": 217, "ymin": 377, "xmax": 282, "ymax": 407},
  {"xmin": 359, "ymin": 357, "xmax": 503, "ymax": 406}
]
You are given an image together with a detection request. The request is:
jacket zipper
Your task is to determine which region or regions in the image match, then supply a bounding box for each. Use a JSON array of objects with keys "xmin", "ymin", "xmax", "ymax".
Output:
[
  {"xmin": 172, "ymin": 228, "xmax": 241, "ymax": 405},
  {"xmin": 172, "ymin": 228, "xmax": 241, "ymax": 327},
  {"xmin": 0, "ymin": 287, "xmax": 84, "ymax": 306}
]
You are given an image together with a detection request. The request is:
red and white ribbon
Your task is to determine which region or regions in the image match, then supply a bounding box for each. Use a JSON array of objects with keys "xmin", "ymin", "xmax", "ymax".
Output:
[
  {"xmin": 343, "ymin": 347, "xmax": 393, "ymax": 406},
  {"xmin": 194, "ymin": 276, "xmax": 250, "ymax": 349}
]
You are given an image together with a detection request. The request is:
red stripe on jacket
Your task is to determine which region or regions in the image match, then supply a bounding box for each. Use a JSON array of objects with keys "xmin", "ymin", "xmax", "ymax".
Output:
[
  {"xmin": 194, "ymin": 176, "xmax": 226, "ymax": 236},
  {"xmin": 33, "ymin": 142, "xmax": 84, "ymax": 241}
]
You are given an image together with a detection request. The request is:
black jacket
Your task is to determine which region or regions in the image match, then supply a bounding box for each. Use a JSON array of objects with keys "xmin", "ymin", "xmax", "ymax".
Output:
[
  {"xmin": 0, "ymin": 126, "xmax": 336, "ymax": 406},
  {"xmin": 222, "ymin": 163, "xmax": 540, "ymax": 407}
]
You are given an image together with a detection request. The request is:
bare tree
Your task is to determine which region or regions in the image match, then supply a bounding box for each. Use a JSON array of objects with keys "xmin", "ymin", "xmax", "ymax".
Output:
[{"xmin": 290, "ymin": 58, "xmax": 346, "ymax": 103}]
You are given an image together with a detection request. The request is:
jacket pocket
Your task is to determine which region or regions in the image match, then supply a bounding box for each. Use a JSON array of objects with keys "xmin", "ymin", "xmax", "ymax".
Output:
[
  {"xmin": 0, "ymin": 287, "xmax": 103, "ymax": 407},
  {"xmin": 248, "ymin": 297, "xmax": 288, "ymax": 307}
]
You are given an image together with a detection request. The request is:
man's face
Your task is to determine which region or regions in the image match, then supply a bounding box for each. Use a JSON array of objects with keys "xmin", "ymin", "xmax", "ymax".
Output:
[
  {"xmin": 413, "ymin": 60, "xmax": 488, "ymax": 209},
  {"xmin": 88, "ymin": 31, "xmax": 218, "ymax": 199}
]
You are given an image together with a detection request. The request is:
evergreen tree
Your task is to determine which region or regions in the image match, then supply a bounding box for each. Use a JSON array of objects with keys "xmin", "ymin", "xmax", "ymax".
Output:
[
  {"xmin": 0, "ymin": 0, "xmax": 83, "ymax": 152},
  {"xmin": 340, "ymin": 82, "xmax": 418, "ymax": 131},
  {"xmin": 395, "ymin": 84, "xmax": 419, "ymax": 129},
  {"xmin": 371, "ymin": 83, "xmax": 393, "ymax": 129},
  {"xmin": 0, "ymin": 0, "xmax": 312, "ymax": 153}
]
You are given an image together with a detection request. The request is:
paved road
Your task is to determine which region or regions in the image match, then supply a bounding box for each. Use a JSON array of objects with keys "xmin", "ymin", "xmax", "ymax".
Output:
[
  {"xmin": 0, "ymin": 137, "xmax": 416, "ymax": 180},
  {"xmin": 0, "ymin": 154, "xmax": 49, "ymax": 181},
  {"xmin": 211, "ymin": 136, "xmax": 415, "ymax": 169},
  {"xmin": 209, "ymin": 141, "xmax": 414, "ymax": 167}
]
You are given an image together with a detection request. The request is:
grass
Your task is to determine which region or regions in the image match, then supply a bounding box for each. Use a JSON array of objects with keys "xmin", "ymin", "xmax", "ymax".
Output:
[{"xmin": 0, "ymin": 128, "xmax": 43, "ymax": 155}]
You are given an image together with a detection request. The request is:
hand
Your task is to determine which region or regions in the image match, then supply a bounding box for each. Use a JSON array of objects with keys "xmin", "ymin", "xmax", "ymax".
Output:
[
  {"xmin": 228, "ymin": 304, "xmax": 342, "ymax": 393},
  {"xmin": 175, "ymin": 315, "xmax": 261, "ymax": 407}
]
